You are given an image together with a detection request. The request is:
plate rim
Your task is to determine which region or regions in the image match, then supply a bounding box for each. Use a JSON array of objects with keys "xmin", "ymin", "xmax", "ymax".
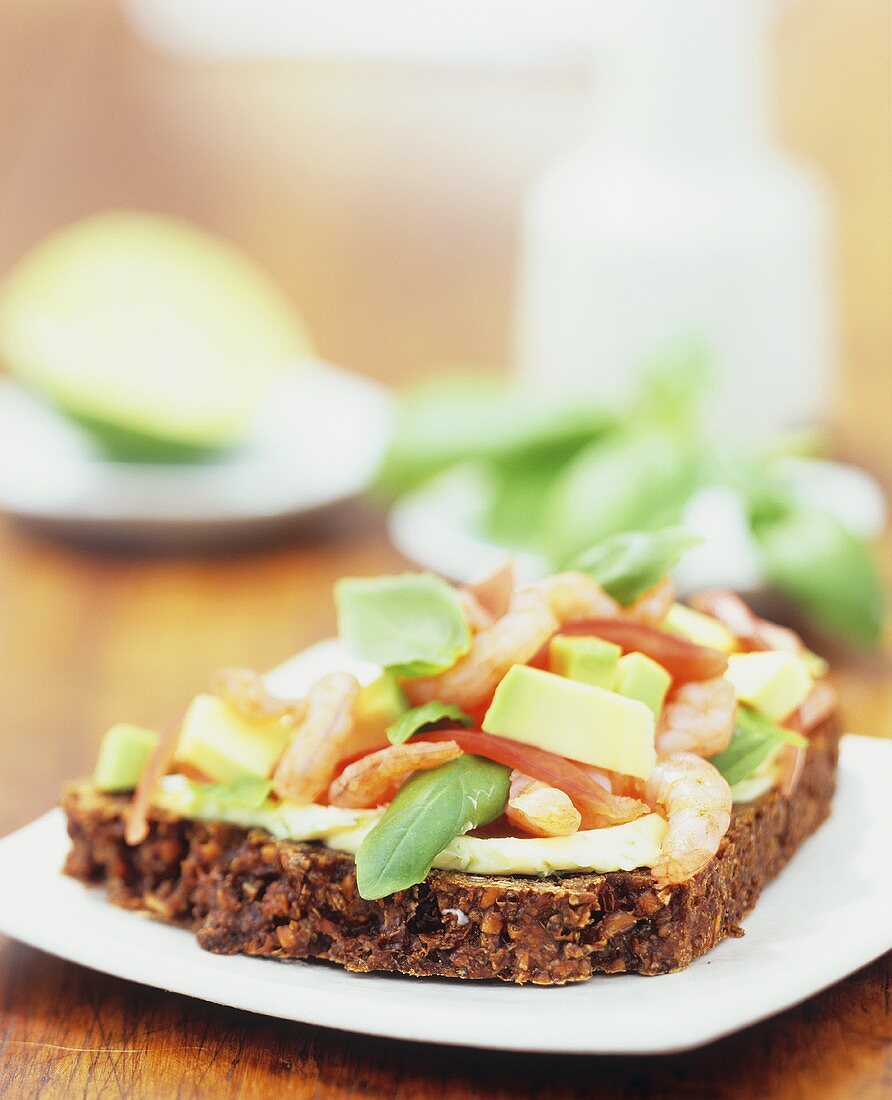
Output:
[
  {"xmin": 0, "ymin": 362, "xmax": 394, "ymax": 530},
  {"xmin": 1, "ymin": 734, "xmax": 890, "ymax": 1056}
]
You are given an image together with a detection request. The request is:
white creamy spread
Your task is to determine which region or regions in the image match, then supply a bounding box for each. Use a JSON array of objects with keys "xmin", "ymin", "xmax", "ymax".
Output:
[
  {"xmin": 154, "ymin": 777, "xmax": 382, "ymax": 840},
  {"xmin": 433, "ymin": 815, "xmax": 667, "ymax": 876},
  {"xmin": 153, "ymin": 777, "xmax": 668, "ymax": 875}
]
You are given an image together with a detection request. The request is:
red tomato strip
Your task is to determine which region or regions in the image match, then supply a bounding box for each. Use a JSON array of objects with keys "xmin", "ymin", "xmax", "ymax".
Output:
[
  {"xmin": 551, "ymin": 619, "xmax": 728, "ymax": 682},
  {"xmin": 416, "ymin": 728, "xmax": 649, "ymax": 829}
]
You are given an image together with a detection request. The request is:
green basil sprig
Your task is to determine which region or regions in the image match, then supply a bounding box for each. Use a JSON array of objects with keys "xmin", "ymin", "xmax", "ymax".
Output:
[
  {"xmin": 355, "ymin": 755, "xmax": 509, "ymax": 900},
  {"xmin": 195, "ymin": 776, "xmax": 273, "ymax": 810},
  {"xmin": 571, "ymin": 527, "xmax": 701, "ymax": 606},
  {"xmin": 750, "ymin": 501, "xmax": 884, "ymax": 647},
  {"xmin": 374, "ymin": 375, "xmax": 615, "ymax": 501},
  {"xmin": 335, "ymin": 572, "xmax": 471, "ymax": 679},
  {"xmin": 387, "ymin": 701, "xmax": 472, "ymax": 745},
  {"xmin": 542, "ymin": 432, "xmax": 701, "ymax": 565},
  {"xmin": 482, "ymin": 447, "xmax": 580, "ymax": 551},
  {"xmin": 709, "ymin": 706, "xmax": 808, "ymax": 788}
]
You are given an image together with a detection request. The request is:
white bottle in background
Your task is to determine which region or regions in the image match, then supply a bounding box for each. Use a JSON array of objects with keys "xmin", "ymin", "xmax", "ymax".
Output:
[{"xmin": 516, "ymin": 0, "xmax": 834, "ymax": 437}]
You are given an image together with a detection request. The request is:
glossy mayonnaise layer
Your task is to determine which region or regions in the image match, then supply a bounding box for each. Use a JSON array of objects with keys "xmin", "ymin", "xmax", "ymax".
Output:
[{"xmin": 153, "ymin": 776, "xmax": 668, "ymax": 876}]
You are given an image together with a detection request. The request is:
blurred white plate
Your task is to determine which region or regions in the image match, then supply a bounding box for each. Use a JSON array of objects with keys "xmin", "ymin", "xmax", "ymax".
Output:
[
  {"xmin": 0, "ymin": 362, "xmax": 393, "ymax": 548},
  {"xmin": 388, "ymin": 462, "xmax": 887, "ymax": 592},
  {"xmin": 0, "ymin": 733, "xmax": 889, "ymax": 1053},
  {"xmin": 124, "ymin": 0, "xmax": 600, "ymax": 66}
]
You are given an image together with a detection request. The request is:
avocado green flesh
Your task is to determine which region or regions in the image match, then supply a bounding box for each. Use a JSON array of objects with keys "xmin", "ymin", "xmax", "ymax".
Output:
[
  {"xmin": 724, "ymin": 652, "xmax": 812, "ymax": 722},
  {"xmin": 352, "ymin": 673, "xmax": 409, "ymax": 752},
  {"xmin": 64, "ymin": 406, "xmax": 235, "ymax": 463},
  {"xmin": 482, "ymin": 665, "xmax": 656, "ymax": 779},
  {"xmin": 94, "ymin": 723, "xmax": 160, "ymax": 792},
  {"xmin": 613, "ymin": 652, "xmax": 672, "ymax": 717},
  {"xmin": 661, "ymin": 603, "xmax": 737, "ymax": 653},
  {"xmin": 0, "ymin": 211, "xmax": 314, "ymax": 458},
  {"xmin": 549, "ymin": 635, "xmax": 621, "ymax": 689},
  {"xmin": 175, "ymin": 694, "xmax": 295, "ymax": 784}
]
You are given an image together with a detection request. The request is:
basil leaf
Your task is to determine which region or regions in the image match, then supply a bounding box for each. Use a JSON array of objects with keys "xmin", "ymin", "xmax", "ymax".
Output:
[
  {"xmin": 387, "ymin": 702, "xmax": 472, "ymax": 745},
  {"xmin": 709, "ymin": 706, "xmax": 808, "ymax": 788},
  {"xmin": 355, "ymin": 755, "xmax": 510, "ymax": 900},
  {"xmin": 196, "ymin": 776, "xmax": 273, "ymax": 810},
  {"xmin": 374, "ymin": 376, "xmax": 615, "ymax": 500},
  {"xmin": 481, "ymin": 447, "xmax": 579, "ymax": 552},
  {"xmin": 633, "ymin": 340, "xmax": 712, "ymax": 432},
  {"xmin": 374, "ymin": 349, "xmax": 707, "ymax": 503},
  {"xmin": 335, "ymin": 572, "xmax": 471, "ymax": 679},
  {"xmin": 750, "ymin": 502, "xmax": 884, "ymax": 647},
  {"xmin": 542, "ymin": 431, "xmax": 701, "ymax": 565},
  {"xmin": 571, "ymin": 527, "xmax": 701, "ymax": 606}
]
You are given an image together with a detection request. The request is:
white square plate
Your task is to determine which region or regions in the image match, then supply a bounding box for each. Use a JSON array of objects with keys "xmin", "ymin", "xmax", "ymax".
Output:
[{"xmin": 0, "ymin": 734, "xmax": 889, "ymax": 1055}]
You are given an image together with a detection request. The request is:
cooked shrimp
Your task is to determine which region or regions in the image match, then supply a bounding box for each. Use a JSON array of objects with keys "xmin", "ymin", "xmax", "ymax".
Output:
[
  {"xmin": 656, "ymin": 676, "xmax": 736, "ymax": 757},
  {"xmin": 328, "ymin": 740, "xmax": 462, "ymax": 808},
  {"xmin": 576, "ymin": 764, "xmax": 614, "ymax": 793},
  {"xmin": 624, "ymin": 576, "xmax": 675, "ymax": 627},
  {"xmin": 794, "ymin": 679, "xmax": 837, "ymax": 733},
  {"xmin": 125, "ymin": 714, "xmax": 182, "ymax": 846},
  {"xmin": 505, "ymin": 770, "xmax": 581, "ymax": 837},
  {"xmin": 752, "ymin": 618, "xmax": 804, "ymax": 654},
  {"xmin": 272, "ymin": 673, "xmax": 360, "ymax": 804},
  {"xmin": 577, "ymin": 763, "xmax": 643, "ymax": 800},
  {"xmin": 645, "ymin": 752, "xmax": 732, "ymax": 885},
  {"xmin": 405, "ymin": 588, "xmax": 559, "ymax": 709},
  {"xmin": 690, "ymin": 589, "xmax": 803, "ymax": 654},
  {"xmin": 210, "ymin": 666, "xmax": 307, "ymax": 724},
  {"xmin": 455, "ymin": 588, "xmax": 495, "ymax": 633},
  {"xmin": 527, "ymin": 571, "xmax": 620, "ymax": 625},
  {"xmin": 776, "ymin": 741, "xmax": 807, "ymax": 797},
  {"xmin": 464, "ymin": 560, "xmax": 515, "ymax": 621}
]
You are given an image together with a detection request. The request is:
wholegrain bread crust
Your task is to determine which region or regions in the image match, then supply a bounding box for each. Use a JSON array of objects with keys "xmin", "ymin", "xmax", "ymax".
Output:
[{"xmin": 62, "ymin": 717, "xmax": 840, "ymax": 984}]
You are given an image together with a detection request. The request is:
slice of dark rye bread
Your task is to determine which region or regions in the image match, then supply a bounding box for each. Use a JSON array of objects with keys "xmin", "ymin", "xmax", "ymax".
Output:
[{"xmin": 62, "ymin": 716, "xmax": 841, "ymax": 985}]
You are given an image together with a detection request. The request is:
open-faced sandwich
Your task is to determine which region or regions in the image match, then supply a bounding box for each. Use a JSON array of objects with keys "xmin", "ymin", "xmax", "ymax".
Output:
[{"xmin": 63, "ymin": 529, "xmax": 841, "ymax": 984}]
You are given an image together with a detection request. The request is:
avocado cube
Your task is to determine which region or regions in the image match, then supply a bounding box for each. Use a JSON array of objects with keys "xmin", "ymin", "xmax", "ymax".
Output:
[
  {"xmin": 175, "ymin": 694, "xmax": 295, "ymax": 782},
  {"xmin": 724, "ymin": 652, "xmax": 813, "ymax": 722},
  {"xmin": 93, "ymin": 723, "xmax": 160, "ymax": 792},
  {"xmin": 482, "ymin": 665, "xmax": 655, "ymax": 779},
  {"xmin": 613, "ymin": 652, "xmax": 672, "ymax": 717},
  {"xmin": 661, "ymin": 603, "xmax": 737, "ymax": 654},
  {"xmin": 802, "ymin": 649, "xmax": 829, "ymax": 678},
  {"xmin": 549, "ymin": 635, "xmax": 621, "ymax": 689},
  {"xmin": 351, "ymin": 673, "xmax": 409, "ymax": 753}
]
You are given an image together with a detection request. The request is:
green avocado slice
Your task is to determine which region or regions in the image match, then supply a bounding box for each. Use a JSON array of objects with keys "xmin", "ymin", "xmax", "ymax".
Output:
[{"xmin": 0, "ymin": 211, "xmax": 314, "ymax": 460}]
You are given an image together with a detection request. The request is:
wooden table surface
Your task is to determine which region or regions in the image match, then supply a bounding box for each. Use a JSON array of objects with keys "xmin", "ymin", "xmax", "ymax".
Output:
[
  {"xmin": 0, "ymin": 507, "xmax": 889, "ymax": 1100},
  {"xmin": 0, "ymin": 1, "xmax": 890, "ymax": 1096}
]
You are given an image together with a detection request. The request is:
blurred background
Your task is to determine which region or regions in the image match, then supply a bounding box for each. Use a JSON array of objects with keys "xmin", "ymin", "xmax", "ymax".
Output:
[{"xmin": 0, "ymin": 0, "xmax": 889, "ymax": 834}]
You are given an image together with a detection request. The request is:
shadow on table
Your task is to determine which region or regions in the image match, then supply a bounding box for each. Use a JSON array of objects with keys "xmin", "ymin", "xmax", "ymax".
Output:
[{"xmin": 4, "ymin": 499, "xmax": 383, "ymax": 561}]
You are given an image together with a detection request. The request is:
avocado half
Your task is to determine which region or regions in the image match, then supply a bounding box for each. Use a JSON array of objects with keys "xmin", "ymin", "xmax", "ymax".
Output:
[{"xmin": 0, "ymin": 211, "xmax": 315, "ymax": 461}]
